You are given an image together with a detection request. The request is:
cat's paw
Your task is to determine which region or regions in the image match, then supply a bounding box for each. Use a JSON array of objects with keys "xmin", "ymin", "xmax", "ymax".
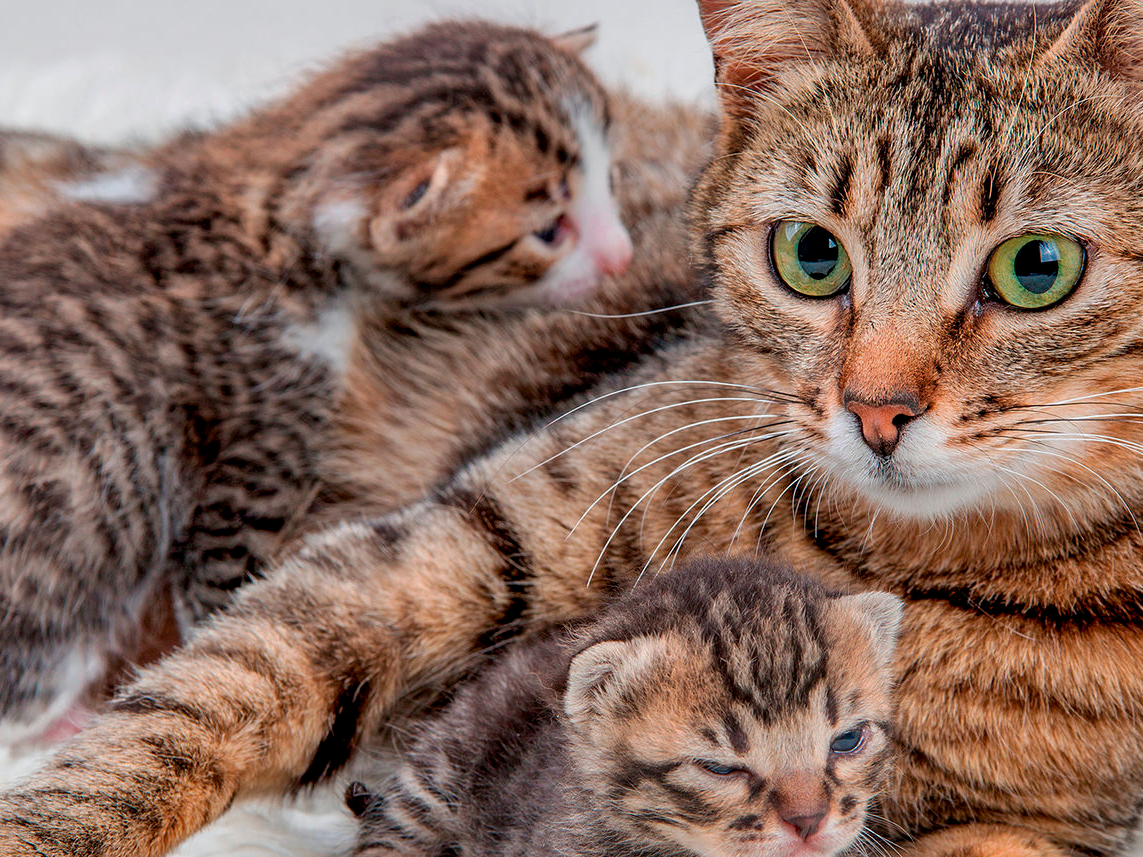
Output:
[{"xmin": 904, "ymin": 824, "xmax": 1070, "ymax": 857}]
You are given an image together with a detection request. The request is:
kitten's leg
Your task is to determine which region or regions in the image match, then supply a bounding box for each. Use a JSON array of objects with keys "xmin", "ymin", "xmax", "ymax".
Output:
[
  {"xmin": 904, "ymin": 825, "xmax": 1070, "ymax": 856},
  {"xmin": 351, "ymin": 782, "xmax": 456, "ymax": 857}
]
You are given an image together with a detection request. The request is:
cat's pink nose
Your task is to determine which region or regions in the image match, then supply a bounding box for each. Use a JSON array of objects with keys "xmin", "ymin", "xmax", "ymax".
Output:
[
  {"xmin": 844, "ymin": 392, "xmax": 925, "ymax": 456},
  {"xmin": 780, "ymin": 808, "xmax": 827, "ymax": 840}
]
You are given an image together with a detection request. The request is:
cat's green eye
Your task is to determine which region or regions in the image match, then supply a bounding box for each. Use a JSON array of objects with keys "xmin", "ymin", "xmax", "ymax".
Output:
[
  {"xmin": 830, "ymin": 727, "xmax": 866, "ymax": 755},
  {"xmin": 985, "ymin": 234, "xmax": 1085, "ymax": 310},
  {"xmin": 771, "ymin": 220, "xmax": 852, "ymax": 297}
]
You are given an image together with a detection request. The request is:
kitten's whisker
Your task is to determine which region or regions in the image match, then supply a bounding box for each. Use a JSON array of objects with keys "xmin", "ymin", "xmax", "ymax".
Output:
[{"xmin": 563, "ymin": 299, "xmax": 714, "ymax": 319}]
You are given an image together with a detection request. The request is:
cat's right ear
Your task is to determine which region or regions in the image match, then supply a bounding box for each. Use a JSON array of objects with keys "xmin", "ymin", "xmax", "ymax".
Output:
[
  {"xmin": 564, "ymin": 636, "xmax": 671, "ymax": 725},
  {"xmin": 695, "ymin": 0, "xmax": 875, "ymax": 119},
  {"xmin": 1038, "ymin": 0, "xmax": 1143, "ymax": 88}
]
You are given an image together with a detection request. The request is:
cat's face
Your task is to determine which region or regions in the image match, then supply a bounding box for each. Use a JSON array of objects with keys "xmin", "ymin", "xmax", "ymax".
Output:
[
  {"xmin": 694, "ymin": 0, "xmax": 1143, "ymax": 522},
  {"xmin": 565, "ymin": 590, "xmax": 900, "ymax": 857},
  {"xmin": 301, "ymin": 22, "xmax": 631, "ymax": 307}
]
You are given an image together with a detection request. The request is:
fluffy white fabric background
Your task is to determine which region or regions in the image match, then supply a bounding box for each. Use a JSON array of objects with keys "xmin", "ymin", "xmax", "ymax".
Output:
[{"xmin": 0, "ymin": 1, "xmax": 1137, "ymax": 855}]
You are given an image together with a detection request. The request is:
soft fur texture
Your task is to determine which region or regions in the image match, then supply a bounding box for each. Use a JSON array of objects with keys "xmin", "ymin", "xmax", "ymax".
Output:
[{"xmin": 6, "ymin": 2, "xmax": 1143, "ymax": 856}]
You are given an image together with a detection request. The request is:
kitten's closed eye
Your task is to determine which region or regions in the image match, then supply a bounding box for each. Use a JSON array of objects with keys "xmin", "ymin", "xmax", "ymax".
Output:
[{"xmin": 829, "ymin": 726, "xmax": 866, "ymax": 755}]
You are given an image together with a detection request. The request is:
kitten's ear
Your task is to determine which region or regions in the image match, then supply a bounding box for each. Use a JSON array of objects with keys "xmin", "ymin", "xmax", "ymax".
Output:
[
  {"xmin": 828, "ymin": 591, "xmax": 903, "ymax": 670},
  {"xmin": 564, "ymin": 636, "xmax": 672, "ymax": 725},
  {"xmin": 695, "ymin": 0, "xmax": 875, "ymax": 119},
  {"xmin": 1039, "ymin": 0, "xmax": 1143, "ymax": 85},
  {"xmin": 553, "ymin": 24, "xmax": 599, "ymax": 54}
]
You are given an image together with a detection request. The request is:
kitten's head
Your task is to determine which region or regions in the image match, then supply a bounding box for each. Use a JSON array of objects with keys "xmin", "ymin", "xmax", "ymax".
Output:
[
  {"xmin": 278, "ymin": 21, "xmax": 631, "ymax": 307},
  {"xmin": 563, "ymin": 559, "xmax": 901, "ymax": 857},
  {"xmin": 693, "ymin": 0, "xmax": 1143, "ymax": 524}
]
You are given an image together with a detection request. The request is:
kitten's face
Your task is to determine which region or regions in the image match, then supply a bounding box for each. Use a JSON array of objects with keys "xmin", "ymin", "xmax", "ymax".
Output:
[
  {"xmin": 565, "ymin": 592, "xmax": 899, "ymax": 857},
  {"xmin": 305, "ymin": 23, "xmax": 631, "ymax": 308},
  {"xmin": 695, "ymin": 0, "xmax": 1143, "ymax": 522}
]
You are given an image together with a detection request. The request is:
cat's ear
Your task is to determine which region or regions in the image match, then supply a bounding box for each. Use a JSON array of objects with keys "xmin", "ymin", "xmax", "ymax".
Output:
[
  {"xmin": 366, "ymin": 147, "xmax": 473, "ymax": 253},
  {"xmin": 695, "ymin": 0, "xmax": 875, "ymax": 119},
  {"xmin": 1039, "ymin": 0, "xmax": 1143, "ymax": 85},
  {"xmin": 564, "ymin": 636, "xmax": 672, "ymax": 725},
  {"xmin": 827, "ymin": 591, "xmax": 903, "ymax": 670},
  {"xmin": 552, "ymin": 24, "xmax": 599, "ymax": 54}
]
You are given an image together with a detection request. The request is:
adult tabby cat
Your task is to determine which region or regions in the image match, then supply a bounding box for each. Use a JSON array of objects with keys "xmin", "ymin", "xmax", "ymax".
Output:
[
  {"xmin": 0, "ymin": 20, "xmax": 647, "ymax": 746},
  {"xmin": 5, "ymin": 0, "xmax": 1141, "ymax": 856},
  {"xmin": 349, "ymin": 557, "xmax": 901, "ymax": 857}
]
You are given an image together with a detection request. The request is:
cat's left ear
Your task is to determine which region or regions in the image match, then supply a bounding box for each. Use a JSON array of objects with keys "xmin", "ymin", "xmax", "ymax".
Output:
[
  {"xmin": 1039, "ymin": 0, "xmax": 1143, "ymax": 85},
  {"xmin": 564, "ymin": 636, "xmax": 672, "ymax": 725},
  {"xmin": 552, "ymin": 24, "xmax": 599, "ymax": 54},
  {"xmin": 827, "ymin": 591, "xmax": 903, "ymax": 671}
]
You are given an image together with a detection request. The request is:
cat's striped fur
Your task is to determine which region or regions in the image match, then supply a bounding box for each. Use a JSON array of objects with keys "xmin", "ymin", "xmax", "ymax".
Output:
[
  {"xmin": 6, "ymin": 1, "xmax": 1143, "ymax": 857},
  {"xmin": 0, "ymin": 20, "xmax": 647, "ymax": 743},
  {"xmin": 349, "ymin": 557, "xmax": 901, "ymax": 857}
]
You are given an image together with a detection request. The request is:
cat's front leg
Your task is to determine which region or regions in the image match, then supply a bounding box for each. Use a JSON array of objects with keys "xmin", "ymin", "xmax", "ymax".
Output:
[
  {"xmin": 0, "ymin": 485, "xmax": 602, "ymax": 857},
  {"xmin": 904, "ymin": 824, "xmax": 1071, "ymax": 857}
]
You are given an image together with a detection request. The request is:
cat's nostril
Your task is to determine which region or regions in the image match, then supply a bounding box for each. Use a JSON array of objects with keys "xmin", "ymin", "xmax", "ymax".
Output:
[{"xmin": 844, "ymin": 393, "xmax": 925, "ymax": 457}]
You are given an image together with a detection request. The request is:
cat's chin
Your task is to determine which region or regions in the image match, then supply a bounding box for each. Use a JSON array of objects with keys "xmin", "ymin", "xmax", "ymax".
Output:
[{"xmin": 822, "ymin": 415, "xmax": 1001, "ymax": 520}]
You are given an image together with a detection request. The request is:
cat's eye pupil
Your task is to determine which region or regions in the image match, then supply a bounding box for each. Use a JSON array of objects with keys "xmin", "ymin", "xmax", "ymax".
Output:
[
  {"xmin": 1013, "ymin": 239, "xmax": 1060, "ymax": 295},
  {"xmin": 830, "ymin": 728, "xmax": 864, "ymax": 754},
  {"xmin": 797, "ymin": 226, "xmax": 840, "ymax": 281}
]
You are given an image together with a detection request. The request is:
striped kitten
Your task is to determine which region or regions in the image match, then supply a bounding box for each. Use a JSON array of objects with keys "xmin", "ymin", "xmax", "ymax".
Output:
[
  {"xmin": 349, "ymin": 558, "xmax": 901, "ymax": 857},
  {"xmin": 0, "ymin": 20, "xmax": 632, "ymax": 745}
]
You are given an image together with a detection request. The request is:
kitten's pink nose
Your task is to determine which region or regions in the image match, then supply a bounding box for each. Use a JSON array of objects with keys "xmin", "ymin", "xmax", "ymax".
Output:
[
  {"xmin": 582, "ymin": 213, "xmax": 633, "ymax": 276},
  {"xmin": 780, "ymin": 808, "xmax": 827, "ymax": 840},
  {"xmin": 844, "ymin": 392, "xmax": 925, "ymax": 456}
]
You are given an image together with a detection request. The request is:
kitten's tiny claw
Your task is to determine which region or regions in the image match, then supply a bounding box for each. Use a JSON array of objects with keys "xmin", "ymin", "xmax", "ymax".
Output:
[{"xmin": 345, "ymin": 781, "xmax": 374, "ymax": 817}]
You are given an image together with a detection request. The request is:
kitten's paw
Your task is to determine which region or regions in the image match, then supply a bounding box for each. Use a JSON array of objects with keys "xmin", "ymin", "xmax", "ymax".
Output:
[{"xmin": 904, "ymin": 824, "xmax": 1069, "ymax": 857}]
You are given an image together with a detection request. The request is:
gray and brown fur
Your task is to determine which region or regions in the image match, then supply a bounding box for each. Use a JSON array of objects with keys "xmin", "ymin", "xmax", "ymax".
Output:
[
  {"xmin": 349, "ymin": 558, "xmax": 900, "ymax": 857},
  {"xmin": 8, "ymin": 2, "xmax": 1143, "ymax": 857}
]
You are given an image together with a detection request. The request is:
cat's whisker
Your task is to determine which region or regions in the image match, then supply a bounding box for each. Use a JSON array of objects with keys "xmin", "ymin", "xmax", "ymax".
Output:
[
  {"xmin": 661, "ymin": 449, "xmax": 814, "ymax": 572},
  {"xmin": 988, "ymin": 441, "xmax": 1141, "ymax": 535},
  {"xmin": 571, "ymin": 422, "xmax": 797, "ymax": 540},
  {"xmin": 585, "ymin": 439, "xmax": 798, "ymax": 587},
  {"xmin": 990, "ymin": 461, "xmax": 1079, "ymax": 534},
  {"xmin": 634, "ymin": 449, "xmax": 802, "ymax": 580},
  {"xmin": 563, "ymin": 299, "xmax": 714, "ymax": 319},
  {"xmin": 1016, "ymin": 385, "xmax": 1143, "ymax": 408},
  {"xmin": 513, "ymin": 395, "xmax": 785, "ymax": 483},
  {"xmin": 589, "ymin": 418, "xmax": 796, "ymax": 533}
]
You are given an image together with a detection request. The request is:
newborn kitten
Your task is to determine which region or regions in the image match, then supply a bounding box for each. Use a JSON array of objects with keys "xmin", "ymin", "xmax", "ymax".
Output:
[
  {"xmin": 0, "ymin": 20, "xmax": 631, "ymax": 743},
  {"xmin": 349, "ymin": 558, "xmax": 902, "ymax": 857}
]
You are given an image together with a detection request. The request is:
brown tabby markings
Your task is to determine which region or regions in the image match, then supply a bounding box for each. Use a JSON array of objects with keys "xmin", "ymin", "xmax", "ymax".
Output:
[
  {"xmin": 349, "ymin": 558, "xmax": 901, "ymax": 857},
  {"xmin": 5, "ymin": 2, "xmax": 1143, "ymax": 857},
  {"xmin": 0, "ymin": 21, "xmax": 632, "ymax": 739}
]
